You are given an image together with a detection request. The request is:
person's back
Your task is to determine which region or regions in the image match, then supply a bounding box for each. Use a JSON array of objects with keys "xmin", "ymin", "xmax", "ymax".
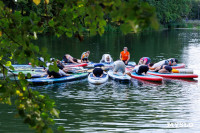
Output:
[
  {"xmin": 93, "ymin": 67, "xmax": 103, "ymax": 77},
  {"xmin": 63, "ymin": 54, "xmax": 71, "ymax": 63},
  {"xmin": 138, "ymin": 57, "xmax": 151, "ymax": 65},
  {"xmin": 63, "ymin": 54, "xmax": 79, "ymax": 63},
  {"xmin": 113, "ymin": 60, "xmax": 126, "ymax": 75},
  {"xmin": 47, "ymin": 70, "xmax": 61, "ymax": 78},
  {"xmin": 134, "ymin": 65, "xmax": 149, "ymax": 75},
  {"xmin": 152, "ymin": 60, "xmax": 169, "ymax": 68}
]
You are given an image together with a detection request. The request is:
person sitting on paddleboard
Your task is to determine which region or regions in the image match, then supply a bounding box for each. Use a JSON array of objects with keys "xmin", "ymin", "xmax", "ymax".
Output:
[
  {"xmin": 63, "ymin": 54, "xmax": 79, "ymax": 64},
  {"xmin": 133, "ymin": 65, "xmax": 149, "ymax": 75},
  {"xmin": 113, "ymin": 60, "xmax": 126, "ymax": 75},
  {"xmin": 138, "ymin": 57, "xmax": 151, "ymax": 65},
  {"xmin": 93, "ymin": 67, "xmax": 104, "ymax": 77},
  {"xmin": 81, "ymin": 51, "xmax": 90, "ymax": 63},
  {"xmin": 120, "ymin": 47, "xmax": 130, "ymax": 65},
  {"xmin": 100, "ymin": 54, "xmax": 113, "ymax": 63},
  {"xmin": 152, "ymin": 65, "xmax": 172, "ymax": 73}
]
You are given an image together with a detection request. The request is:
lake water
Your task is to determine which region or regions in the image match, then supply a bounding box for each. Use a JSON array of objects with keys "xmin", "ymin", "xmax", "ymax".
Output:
[{"xmin": 0, "ymin": 29, "xmax": 200, "ymax": 132}]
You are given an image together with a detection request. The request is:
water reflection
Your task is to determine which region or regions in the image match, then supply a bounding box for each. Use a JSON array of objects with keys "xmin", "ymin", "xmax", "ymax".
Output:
[{"xmin": 1, "ymin": 30, "xmax": 200, "ymax": 132}]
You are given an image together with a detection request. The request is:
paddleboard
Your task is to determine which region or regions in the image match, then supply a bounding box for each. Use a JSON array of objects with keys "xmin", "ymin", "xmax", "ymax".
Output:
[
  {"xmin": 27, "ymin": 73, "xmax": 88, "ymax": 84},
  {"xmin": 148, "ymin": 71, "xmax": 198, "ymax": 79},
  {"xmin": 86, "ymin": 62, "xmax": 113, "ymax": 68},
  {"xmin": 171, "ymin": 63, "xmax": 185, "ymax": 69},
  {"xmin": 12, "ymin": 71, "xmax": 47, "ymax": 78},
  {"xmin": 131, "ymin": 72, "xmax": 163, "ymax": 82},
  {"xmin": 108, "ymin": 70, "xmax": 131, "ymax": 82},
  {"xmin": 88, "ymin": 73, "xmax": 108, "ymax": 85},
  {"xmin": 64, "ymin": 63, "xmax": 87, "ymax": 67},
  {"xmin": 87, "ymin": 62, "xmax": 136, "ymax": 68},
  {"xmin": 172, "ymin": 69, "xmax": 193, "ymax": 74}
]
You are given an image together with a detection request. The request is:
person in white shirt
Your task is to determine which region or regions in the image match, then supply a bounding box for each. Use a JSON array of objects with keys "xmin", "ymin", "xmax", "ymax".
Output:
[
  {"xmin": 100, "ymin": 54, "xmax": 113, "ymax": 63},
  {"xmin": 113, "ymin": 60, "xmax": 126, "ymax": 75}
]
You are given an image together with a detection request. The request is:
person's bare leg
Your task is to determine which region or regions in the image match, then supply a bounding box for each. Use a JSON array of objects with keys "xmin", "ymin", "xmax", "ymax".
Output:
[{"xmin": 158, "ymin": 69, "xmax": 170, "ymax": 73}]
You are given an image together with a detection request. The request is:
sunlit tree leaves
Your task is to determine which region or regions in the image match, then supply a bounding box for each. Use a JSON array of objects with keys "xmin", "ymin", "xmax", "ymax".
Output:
[{"xmin": 33, "ymin": 0, "xmax": 41, "ymax": 5}]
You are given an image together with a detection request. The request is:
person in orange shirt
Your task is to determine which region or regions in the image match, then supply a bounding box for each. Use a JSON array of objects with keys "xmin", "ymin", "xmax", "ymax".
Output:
[{"xmin": 120, "ymin": 47, "xmax": 130, "ymax": 65}]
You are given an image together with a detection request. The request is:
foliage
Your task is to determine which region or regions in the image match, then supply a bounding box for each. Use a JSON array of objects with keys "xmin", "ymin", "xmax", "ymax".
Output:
[
  {"xmin": 188, "ymin": 0, "xmax": 200, "ymax": 20},
  {"xmin": 141, "ymin": 0, "xmax": 191, "ymax": 25},
  {"xmin": 0, "ymin": 0, "xmax": 157, "ymax": 132}
]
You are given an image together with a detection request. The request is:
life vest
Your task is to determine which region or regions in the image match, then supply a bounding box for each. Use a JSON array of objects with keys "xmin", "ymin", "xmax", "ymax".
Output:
[{"xmin": 81, "ymin": 52, "xmax": 89, "ymax": 59}]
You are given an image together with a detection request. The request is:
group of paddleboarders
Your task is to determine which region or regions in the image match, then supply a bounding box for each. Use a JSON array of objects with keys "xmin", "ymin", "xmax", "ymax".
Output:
[
  {"xmin": 92, "ymin": 47, "xmax": 179, "ymax": 77},
  {"xmin": 93, "ymin": 47, "xmax": 130, "ymax": 77},
  {"xmin": 38, "ymin": 47, "xmax": 179, "ymax": 78},
  {"xmin": 41, "ymin": 51, "xmax": 91, "ymax": 78}
]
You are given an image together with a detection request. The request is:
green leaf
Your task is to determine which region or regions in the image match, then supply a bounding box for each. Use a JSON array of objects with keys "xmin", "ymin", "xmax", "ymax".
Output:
[
  {"xmin": 27, "ymin": 73, "xmax": 31, "ymax": 79},
  {"xmin": 9, "ymin": 66, "xmax": 15, "ymax": 71},
  {"xmin": 57, "ymin": 126, "xmax": 65, "ymax": 133},
  {"xmin": 34, "ymin": 45, "xmax": 39, "ymax": 53},
  {"xmin": 65, "ymin": 32, "xmax": 73, "ymax": 37},
  {"xmin": 51, "ymin": 108, "xmax": 60, "ymax": 118},
  {"xmin": 5, "ymin": 61, "xmax": 11, "ymax": 67},
  {"xmin": 48, "ymin": 19, "xmax": 54, "ymax": 27},
  {"xmin": 46, "ymin": 128, "xmax": 53, "ymax": 133},
  {"xmin": 41, "ymin": 112, "xmax": 48, "ymax": 119}
]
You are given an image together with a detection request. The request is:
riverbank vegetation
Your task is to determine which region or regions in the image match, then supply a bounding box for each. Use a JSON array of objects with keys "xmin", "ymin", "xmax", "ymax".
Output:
[
  {"xmin": 106, "ymin": 0, "xmax": 200, "ymax": 30},
  {"xmin": 142, "ymin": 0, "xmax": 200, "ymax": 29}
]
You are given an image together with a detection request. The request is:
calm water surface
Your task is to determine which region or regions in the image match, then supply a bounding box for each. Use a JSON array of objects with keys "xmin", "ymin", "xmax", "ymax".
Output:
[{"xmin": 1, "ymin": 30, "xmax": 200, "ymax": 133}]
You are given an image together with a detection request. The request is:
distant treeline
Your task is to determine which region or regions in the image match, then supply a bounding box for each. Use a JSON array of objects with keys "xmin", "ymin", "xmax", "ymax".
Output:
[
  {"xmin": 188, "ymin": 0, "xmax": 200, "ymax": 20},
  {"xmin": 2, "ymin": 0, "xmax": 199, "ymax": 31},
  {"xmin": 141, "ymin": 0, "xmax": 200, "ymax": 28}
]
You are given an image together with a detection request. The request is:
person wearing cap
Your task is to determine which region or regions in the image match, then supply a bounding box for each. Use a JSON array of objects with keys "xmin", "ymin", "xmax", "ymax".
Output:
[
  {"xmin": 120, "ymin": 47, "xmax": 130, "ymax": 65},
  {"xmin": 81, "ymin": 51, "xmax": 90, "ymax": 63},
  {"xmin": 152, "ymin": 65, "xmax": 172, "ymax": 73},
  {"xmin": 133, "ymin": 65, "xmax": 149, "ymax": 75},
  {"xmin": 63, "ymin": 54, "xmax": 79, "ymax": 64},
  {"xmin": 138, "ymin": 57, "xmax": 151, "ymax": 65},
  {"xmin": 113, "ymin": 60, "xmax": 126, "ymax": 75},
  {"xmin": 93, "ymin": 67, "xmax": 104, "ymax": 77}
]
